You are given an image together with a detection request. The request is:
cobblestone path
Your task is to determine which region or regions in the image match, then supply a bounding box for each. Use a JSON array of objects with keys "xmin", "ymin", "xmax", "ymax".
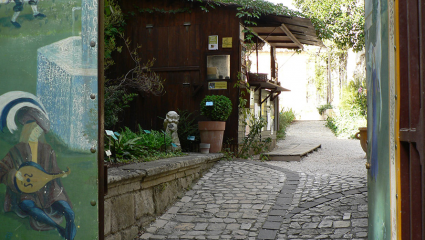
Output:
[
  {"xmin": 138, "ymin": 161, "xmax": 367, "ymax": 240},
  {"xmin": 138, "ymin": 121, "xmax": 368, "ymax": 240}
]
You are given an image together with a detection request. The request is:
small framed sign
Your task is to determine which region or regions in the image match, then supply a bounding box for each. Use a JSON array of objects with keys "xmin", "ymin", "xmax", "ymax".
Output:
[
  {"xmin": 206, "ymin": 101, "xmax": 214, "ymax": 106},
  {"xmin": 208, "ymin": 81, "xmax": 228, "ymax": 90},
  {"xmin": 208, "ymin": 35, "xmax": 218, "ymax": 50},
  {"xmin": 105, "ymin": 130, "xmax": 118, "ymax": 140},
  {"xmin": 222, "ymin": 37, "xmax": 232, "ymax": 48}
]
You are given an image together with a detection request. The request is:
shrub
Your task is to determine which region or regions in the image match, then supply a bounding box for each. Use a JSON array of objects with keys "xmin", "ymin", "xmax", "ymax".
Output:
[
  {"xmin": 177, "ymin": 109, "xmax": 200, "ymax": 152},
  {"xmin": 277, "ymin": 108, "xmax": 296, "ymax": 140},
  {"xmin": 325, "ymin": 77, "xmax": 367, "ymax": 138},
  {"xmin": 237, "ymin": 115, "xmax": 271, "ymax": 159},
  {"xmin": 200, "ymin": 95, "xmax": 233, "ymax": 121},
  {"xmin": 326, "ymin": 109, "xmax": 366, "ymax": 138},
  {"xmin": 317, "ymin": 104, "xmax": 333, "ymax": 115}
]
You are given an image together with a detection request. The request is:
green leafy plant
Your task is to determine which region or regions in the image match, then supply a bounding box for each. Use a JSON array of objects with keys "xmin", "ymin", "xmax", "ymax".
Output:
[
  {"xmin": 177, "ymin": 109, "xmax": 201, "ymax": 152},
  {"xmin": 200, "ymin": 95, "xmax": 233, "ymax": 121},
  {"xmin": 277, "ymin": 108, "xmax": 296, "ymax": 140},
  {"xmin": 317, "ymin": 104, "xmax": 333, "ymax": 115},
  {"xmin": 325, "ymin": 77, "xmax": 367, "ymax": 138},
  {"xmin": 325, "ymin": 116, "xmax": 338, "ymax": 135},
  {"xmin": 105, "ymin": 125, "xmax": 185, "ymax": 163},
  {"xmin": 237, "ymin": 115, "xmax": 271, "ymax": 159}
]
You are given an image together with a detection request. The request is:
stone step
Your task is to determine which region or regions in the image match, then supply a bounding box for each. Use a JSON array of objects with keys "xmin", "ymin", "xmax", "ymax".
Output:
[{"xmin": 264, "ymin": 143, "xmax": 321, "ymax": 161}]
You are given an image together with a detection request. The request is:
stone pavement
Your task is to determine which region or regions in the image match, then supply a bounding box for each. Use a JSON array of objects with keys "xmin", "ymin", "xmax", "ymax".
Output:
[{"xmin": 137, "ymin": 160, "xmax": 367, "ymax": 240}]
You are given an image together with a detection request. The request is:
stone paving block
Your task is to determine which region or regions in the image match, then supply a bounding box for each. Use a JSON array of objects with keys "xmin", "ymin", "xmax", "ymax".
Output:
[
  {"xmin": 276, "ymin": 197, "xmax": 293, "ymax": 205},
  {"xmin": 268, "ymin": 209, "xmax": 287, "ymax": 216},
  {"xmin": 331, "ymin": 228, "xmax": 350, "ymax": 237},
  {"xmin": 186, "ymin": 231, "xmax": 206, "ymax": 236},
  {"xmin": 291, "ymin": 207, "xmax": 306, "ymax": 214},
  {"xmin": 174, "ymin": 215, "xmax": 196, "ymax": 223},
  {"xmin": 226, "ymin": 223, "xmax": 241, "ymax": 230},
  {"xmin": 257, "ymin": 229, "xmax": 278, "ymax": 240},
  {"xmin": 355, "ymin": 231, "xmax": 368, "ymax": 237},
  {"xmin": 302, "ymin": 222, "xmax": 319, "ymax": 229},
  {"xmin": 318, "ymin": 220, "xmax": 333, "ymax": 228},
  {"xmin": 272, "ymin": 204, "xmax": 290, "ymax": 210},
  {"xmin": 352, "ymin": 218, "xmax": 368, "ymax": 227},
  {"xmin": 263, "ymin": 221, "xmax": 282, "ymax": 230},
  {"xmin": 343, "ymin": 213, "xmax": 351, "ymax": 220},
  {"xmin": 282, "ymin": 185, "xmax": 298, "ymax": 190},
  {"xmin": 315, "ymin": 197, "xmax": 329, "ymax": 204},
  {"xmin": 334, "ymin": 221, "xmax": 351, "ymax": 228},
  {"xmin": 326, "ymin": 193, "xmax": 344, "ymax": 199},
  {"xmin": 300, "ymin": 201, "xmax": 319, "ymax": 208},
  {"xmin": 207, "ymin": 223, "xmax": 226, "ymax": 231},
  {"xmin": 174, "ymin": 223, "xmax": 195, "ymax": 231},
  {"xmin": 194, "ymin": 223, "xmax": 209, "ymax": 231}
]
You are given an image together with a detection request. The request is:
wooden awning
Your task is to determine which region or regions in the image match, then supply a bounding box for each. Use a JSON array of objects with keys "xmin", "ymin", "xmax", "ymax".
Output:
[
  {"xmin": 248, "ymin": 15, "xmax": 325, "ymax": 49},
  {"xmin": 248, "ymin": 81, "xmax": 291, "ymax": 92}
]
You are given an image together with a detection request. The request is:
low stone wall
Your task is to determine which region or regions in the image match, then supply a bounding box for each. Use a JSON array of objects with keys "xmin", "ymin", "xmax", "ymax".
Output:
[{"xmin": 104, "ymin": 153, "xmax": 223, "ymax": 240}]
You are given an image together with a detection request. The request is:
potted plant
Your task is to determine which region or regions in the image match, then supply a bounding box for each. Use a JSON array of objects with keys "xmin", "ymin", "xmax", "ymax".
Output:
[{"xmin": 199, "ymin": 95, "xmax": 232, "ymax": 153}]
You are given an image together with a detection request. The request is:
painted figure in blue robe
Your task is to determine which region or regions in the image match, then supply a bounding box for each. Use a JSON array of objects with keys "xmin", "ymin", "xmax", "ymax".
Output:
[{"xmin": 0, "ymin": 92, "xmax": 76, "ymax": 240}]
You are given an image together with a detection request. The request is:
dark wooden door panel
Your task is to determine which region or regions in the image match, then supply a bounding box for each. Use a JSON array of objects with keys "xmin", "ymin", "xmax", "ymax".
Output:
[{"xmin": 398, "ymin": 0, "xmax": 425, "ymax": 238}]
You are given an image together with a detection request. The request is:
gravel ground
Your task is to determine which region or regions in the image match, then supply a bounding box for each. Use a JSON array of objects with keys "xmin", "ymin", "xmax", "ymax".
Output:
[{"xmin": 264, "ymin": 120, "xmax": 367, "ymax": 178}]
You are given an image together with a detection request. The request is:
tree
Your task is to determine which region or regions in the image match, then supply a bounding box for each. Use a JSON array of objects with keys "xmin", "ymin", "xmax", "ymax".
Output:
[
  {"xmin": 292, "ymin": 0, "xmax": 365, "ymax": 103},
  {"xmin": 293, "ymin": 0, "xmax": 365, "ymax": 52}
]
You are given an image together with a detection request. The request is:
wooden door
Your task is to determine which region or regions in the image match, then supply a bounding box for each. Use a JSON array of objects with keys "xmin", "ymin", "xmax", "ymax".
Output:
[{"xmin": 398, "ymin": 0, "xmax": 425, "ymax": 238}]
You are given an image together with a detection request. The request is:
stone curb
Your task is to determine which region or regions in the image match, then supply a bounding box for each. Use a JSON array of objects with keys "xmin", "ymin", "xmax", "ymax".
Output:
[{"xmin": 107, "ymin": 153, "xmax": 224, "ymax": 184}]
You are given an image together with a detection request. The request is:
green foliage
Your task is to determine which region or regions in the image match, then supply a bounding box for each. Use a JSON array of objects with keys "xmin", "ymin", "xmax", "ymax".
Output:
[
  {"xmin": 200, "ymin": 95, "xmax": 233, "ymax": 121},
  {"xmin": 104, "ymin": 90, "xmax": 137, "ymax": 129},
  {"xmin": 340, "ymin": 78, "xmax": 367, "ymax": 117},
  {"xmin": 293, "ymin": 0, "xmax": 364, "ymax": 52},
  {"xmin": 325, "ymin": 116, "xmax": 338, "ymax": 135},
  {"xmin": 237, "ymin": 116, "xmax": 272, "ymax": 159},
  {"xmin": 317, "ymin": 104, "xmax": 333, "ymax": 115},
  {"xmin": 325, "ymin": 77, "xmax": 367, "ymax": 138},
  {"xmin": 177, "ymin": 109, "xmax": 201, "ymax": 152},
  {"xmin": 105, "ymin": 125, "xmax": 185, "ymax": 162},
  {"xmin": 312, "ymin": 58, "xmax": 328, "ymax": 99},
  {"xmin": 277, "ymin": 108, "xmax": 296, "ymax": 140},
  {"xmin": 325, "ymin": 108, "xmax": 366, "ymax": 138},
  {"xmin": 104, "ymin": 0, "xmax": 125, "ymax": 71}
]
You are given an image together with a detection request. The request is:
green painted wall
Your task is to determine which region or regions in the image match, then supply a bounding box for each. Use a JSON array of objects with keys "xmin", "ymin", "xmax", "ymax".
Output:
[
  {"xmin": 0, "ymin": 0, "xmax": 98, "ymax": 238},
  {"xmin": 365, "ymin": 0, "xmax": 392, "ymax": 238}
]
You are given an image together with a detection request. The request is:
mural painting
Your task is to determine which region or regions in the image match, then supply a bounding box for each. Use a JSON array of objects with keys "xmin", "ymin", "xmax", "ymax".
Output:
[
  {"xmin": 365, "ymin": 0, "xmax": 393, "ymax": 238},
  {"xmin": 0, "ymin": 0, "xmax": 99, "ymax": 237}
]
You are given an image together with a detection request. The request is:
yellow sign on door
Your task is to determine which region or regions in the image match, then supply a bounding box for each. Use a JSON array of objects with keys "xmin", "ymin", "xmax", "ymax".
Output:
[{"xmin": 208, "ymin": 81, "xmax": 228, "ymax": 90}]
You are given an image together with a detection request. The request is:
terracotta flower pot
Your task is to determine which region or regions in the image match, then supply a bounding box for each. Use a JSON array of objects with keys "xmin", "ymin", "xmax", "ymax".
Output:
[
  {"xmin": 198, "ymin": 121, "xmax": 226, "ymax": 153},
  {"xmin": 355, "ymin": 127, "xmax": 367, "ymax": 154}
]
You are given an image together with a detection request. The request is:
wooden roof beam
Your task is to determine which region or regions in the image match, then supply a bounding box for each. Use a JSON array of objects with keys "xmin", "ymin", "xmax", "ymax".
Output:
[{"xmin": 279, "ymin": 23, "xmax": 304, "ymax": 50}]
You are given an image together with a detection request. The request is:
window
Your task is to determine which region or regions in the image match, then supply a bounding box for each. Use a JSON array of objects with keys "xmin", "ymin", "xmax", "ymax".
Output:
[{"xmin": 207, "ymin": 55, "xmax": 230, "ymax": 80}]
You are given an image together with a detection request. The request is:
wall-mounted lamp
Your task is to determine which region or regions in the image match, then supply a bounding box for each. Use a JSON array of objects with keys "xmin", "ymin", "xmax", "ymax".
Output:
[
  {"xmin": 183, "ymin": 22, "xmax": 191, "ymax": 31},
  {"xmin": 146, "ymin": 24, "xmax": 153, "ymax": 34}
]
